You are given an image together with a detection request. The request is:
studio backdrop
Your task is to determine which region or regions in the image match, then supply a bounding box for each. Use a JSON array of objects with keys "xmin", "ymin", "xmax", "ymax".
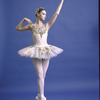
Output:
[{"xmin": 0, "ymin": 0, "xmax": 99, "ymax": 100}]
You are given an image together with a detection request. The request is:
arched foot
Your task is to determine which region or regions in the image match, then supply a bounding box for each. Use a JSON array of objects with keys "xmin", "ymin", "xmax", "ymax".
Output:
[{"xmin": 36, "ymin": 94, "xmax": 46, "ymax": 100}]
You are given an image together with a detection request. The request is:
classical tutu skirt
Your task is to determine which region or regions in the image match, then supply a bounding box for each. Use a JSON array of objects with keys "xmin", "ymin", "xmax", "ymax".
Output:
[{"xmin": 18, "ymin": 44, "xmax": 63, "ymax": 59}]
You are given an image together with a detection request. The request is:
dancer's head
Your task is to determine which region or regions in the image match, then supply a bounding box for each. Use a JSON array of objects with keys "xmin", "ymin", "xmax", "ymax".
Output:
[{"xmin": 35, "ymin": 7, "xmax": 46, "ymax": 21}]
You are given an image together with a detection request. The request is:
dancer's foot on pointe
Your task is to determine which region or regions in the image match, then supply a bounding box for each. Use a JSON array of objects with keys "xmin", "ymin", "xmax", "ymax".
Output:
[{"xmin": 36, "ymin": 94, "xmax": 46, "ymax": 100}]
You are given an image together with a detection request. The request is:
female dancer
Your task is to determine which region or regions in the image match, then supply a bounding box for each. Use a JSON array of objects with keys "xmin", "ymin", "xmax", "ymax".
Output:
[{"xmin": 16, "ymin": 0, "xmax": 64, "ymax": 100}]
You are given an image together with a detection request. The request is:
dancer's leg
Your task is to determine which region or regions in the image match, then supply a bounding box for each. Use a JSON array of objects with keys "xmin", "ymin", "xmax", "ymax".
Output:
[
  {"xmin": 32, "ymin": 58, "xmax": 44, "ymax": 98},
  {"xmin": 42, "ymin": 59, "xmax": 50, "ymax": 80}
]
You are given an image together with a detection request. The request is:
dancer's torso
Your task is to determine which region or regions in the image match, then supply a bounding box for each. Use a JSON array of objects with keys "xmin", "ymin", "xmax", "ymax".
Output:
[{"xmin": 31, "ymin": 24, "xmax": 49, "ymax": 47}]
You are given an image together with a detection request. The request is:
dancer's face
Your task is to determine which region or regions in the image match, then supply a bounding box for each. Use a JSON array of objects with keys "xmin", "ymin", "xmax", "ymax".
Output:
[{"xmin": 39, "ymin": 10, "xmax": 46, "ymax": 21}]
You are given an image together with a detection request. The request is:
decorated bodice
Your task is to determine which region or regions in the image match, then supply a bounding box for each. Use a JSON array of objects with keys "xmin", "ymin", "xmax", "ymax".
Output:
[{"xmin": 32, "ymin": 24, "xmax": 48, "ymax": 47}]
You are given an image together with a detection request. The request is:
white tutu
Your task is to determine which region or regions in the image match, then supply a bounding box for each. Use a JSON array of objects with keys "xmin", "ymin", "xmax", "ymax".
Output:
[
  {"xmin": 18, "ymin": 44, "xmax": 63, "ymax": 59},
  {"xmin": 18, "ymin": 24, "xmax": 63, "ymax": 59}
]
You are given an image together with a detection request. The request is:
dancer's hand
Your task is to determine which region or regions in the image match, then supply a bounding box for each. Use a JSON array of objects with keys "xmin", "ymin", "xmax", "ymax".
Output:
[
  {"xmin": 24, "ymin": 18, "xmax": 33, "ymax": 24},
  {"xmin": 61, "ymin": 0, "xmax": 64, "ymax": 2}
]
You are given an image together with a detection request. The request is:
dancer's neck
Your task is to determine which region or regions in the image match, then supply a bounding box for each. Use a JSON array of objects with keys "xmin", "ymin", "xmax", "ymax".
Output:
[{"xmin": 35, "ymin": 18, "xmax": 43, "ymax": 26}]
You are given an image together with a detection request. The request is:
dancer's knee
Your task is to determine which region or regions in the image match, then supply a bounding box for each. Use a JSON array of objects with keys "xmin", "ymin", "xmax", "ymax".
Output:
[
  {"xmin": 43, "ymin": 73, "xmax": 46, "ymax": 79},
  {"xmin": 37, "ymin": 73, "xmax": 44, "ymax": 79}
]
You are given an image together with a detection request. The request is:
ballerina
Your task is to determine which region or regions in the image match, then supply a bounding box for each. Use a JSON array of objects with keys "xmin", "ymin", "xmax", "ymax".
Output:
[{"xmin": 16, "ymin": 0, "xmax": 64, "ymax": 100}]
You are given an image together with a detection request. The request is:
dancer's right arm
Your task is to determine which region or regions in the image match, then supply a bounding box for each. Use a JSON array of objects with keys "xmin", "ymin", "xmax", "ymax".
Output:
[{"xmin": 16, "ymin": 18, "xmax": 33, "ymax": 31}]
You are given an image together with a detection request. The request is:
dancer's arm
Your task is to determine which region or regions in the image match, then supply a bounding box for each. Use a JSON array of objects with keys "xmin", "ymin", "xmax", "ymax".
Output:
[
  {"xmin": 46, "ymin": 0, "xmax": 64, "ymax": 30},
  {"xmin": 16, "ymin": 18, "xmax": 33, "ymax": 31}
]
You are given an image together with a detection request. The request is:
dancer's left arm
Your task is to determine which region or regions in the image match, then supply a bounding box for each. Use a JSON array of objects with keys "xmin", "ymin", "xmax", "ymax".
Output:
[{"xmin": 46, "ymin": 0, "xmax": 64, "ymax": 30}]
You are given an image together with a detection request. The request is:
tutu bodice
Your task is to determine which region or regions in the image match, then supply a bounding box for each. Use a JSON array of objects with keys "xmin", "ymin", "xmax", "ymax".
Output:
[
  {"xmin": 18, "ymin": 24, "xmax": 63, "ymax": 59},
  {"xmin": 32, "ymin": 24, "xmax": 48, "ymax": 47}
]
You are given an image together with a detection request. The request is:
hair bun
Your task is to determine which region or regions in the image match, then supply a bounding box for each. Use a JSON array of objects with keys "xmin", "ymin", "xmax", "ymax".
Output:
[{"xmin": 35, "ymin": 7, "xmax": 45, "ymax": 17}]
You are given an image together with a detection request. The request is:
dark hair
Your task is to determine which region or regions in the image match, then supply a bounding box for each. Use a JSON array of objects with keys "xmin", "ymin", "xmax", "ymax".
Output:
[{"xmin": 35, "ymin": 7, "xmax": 45, "ymax": 17}]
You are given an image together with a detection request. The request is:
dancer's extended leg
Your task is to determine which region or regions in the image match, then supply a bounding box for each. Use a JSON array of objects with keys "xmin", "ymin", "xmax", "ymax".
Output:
[{"xmin": 32, "ymin": 58, "xmax": 44, "ymax": 99}]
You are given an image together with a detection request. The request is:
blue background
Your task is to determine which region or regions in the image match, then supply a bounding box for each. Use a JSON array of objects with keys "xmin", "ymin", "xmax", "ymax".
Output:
[{"xmin": 0, "ymin": 0, "xmax": 99, "ymax": 100}]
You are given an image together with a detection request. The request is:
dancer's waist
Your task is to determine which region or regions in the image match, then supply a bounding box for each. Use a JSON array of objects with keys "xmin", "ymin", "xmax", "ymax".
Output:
[{"xmin": 33, "ymin": 43, "xmax": 49, "ymax": 47}]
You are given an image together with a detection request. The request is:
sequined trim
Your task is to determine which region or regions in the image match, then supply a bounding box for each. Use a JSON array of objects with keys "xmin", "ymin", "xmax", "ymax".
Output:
[
  {"xmin": 33, "ymin": 24, "xmax": 46, "ymax": 38},
  {"xmin": 33, "ymin": 45, "xmax": 55, "ymax": 56}
]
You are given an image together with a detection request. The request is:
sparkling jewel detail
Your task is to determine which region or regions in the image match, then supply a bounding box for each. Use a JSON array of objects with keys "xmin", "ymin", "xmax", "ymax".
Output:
[{"xmin": 33, "ymin": 24, "xmax": 46, "ymax": 38}]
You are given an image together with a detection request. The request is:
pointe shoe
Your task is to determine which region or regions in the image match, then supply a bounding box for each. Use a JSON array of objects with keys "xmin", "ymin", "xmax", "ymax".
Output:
[
  {"xmin": 35, "ymin": 94, "xmax": 46, "ymax": 100},
  {"xmin": 36, "ymin": 95, "xmax": 39, "ymax": 100},
  {"xmin": 43, "ymin": 96, "xmax": 46, "ymax": 100},
  {"xmin": 36, "ymin": 94, "xmax": 40, "ymax": 100}
]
